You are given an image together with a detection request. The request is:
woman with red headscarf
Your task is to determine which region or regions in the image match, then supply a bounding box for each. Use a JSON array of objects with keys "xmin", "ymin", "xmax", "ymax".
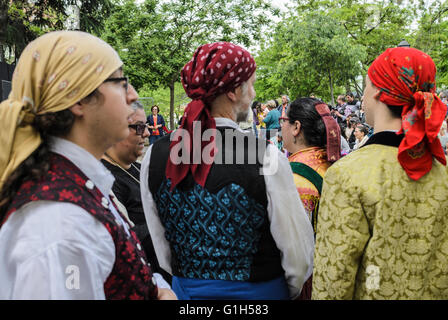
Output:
[
  {"xmin": 313, "ymin": 47, "xmax": 448, "ymax": 299},
  {"xmin": 140, "ymin": 41, "xmax": 314, "ymax": 300}
]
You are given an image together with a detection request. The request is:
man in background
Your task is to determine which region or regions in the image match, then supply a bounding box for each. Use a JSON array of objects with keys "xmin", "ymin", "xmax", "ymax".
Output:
[{"xmin": 102, "ymin": 101, "xmax": 172, "ymax": 288}]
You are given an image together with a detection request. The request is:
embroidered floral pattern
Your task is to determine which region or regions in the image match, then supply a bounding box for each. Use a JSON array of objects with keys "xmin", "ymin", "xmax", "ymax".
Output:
[
  {"xmin": 422, "ymin": 92, "xmax": 434, "ymax": 119},
  {"xmin": 402, "ymin": 108, "xmax": 417, "ymax": 135},
  {"xmin": 66, "ymin": 46, "xmax": 76, "ymax": 55},
  {"xmin": 407, "ymin": 141, "xmax": 426, "ymax": 159},
  {"xmin": 32, "ymin": 51, "xmax": 40, "ymax": 61},
  {"xmin": 312, "ymin": 145, "xmax": 448, "ymax": 299}
]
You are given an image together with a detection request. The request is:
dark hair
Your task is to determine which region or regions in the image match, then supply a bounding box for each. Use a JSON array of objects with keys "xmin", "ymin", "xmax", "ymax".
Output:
[
  {"xmin": 337, "ymin": 95, "xmax": 346, "ymax": 102},
  {"xmin": 386, "ymin": 105, "xmax": 404, "ymax": 118},
  {"xmin": 151, "ymin": 105, "xmax": 160, "ymax": 113},
  {"xmin": 132, "ymin": 100, "xmax": 144, "ymax": 111},
  {"xmin": 0, "ymin": 110, "xmax": 75, "ymax": 222},
  {"xmin": 356, "ymin": 124, "xmax": 368, "ymax": 136},
  {"xmin": 349, "ymin": 116, "xmax": 360, "ymax": 123},
  {"xmin": 346, "ymin": 92, "xmax": 355, "ymax": 98},
  {"xmin": 0, "ymin": 89, "xmax": 102, "ymax": 224},
  {"xmin": 251, "ymin": 101, "xmax": 260, "ymax": 110},
  {"xmin": 287, "ymin": 97, "xmax": 326, "ymax": 148}
]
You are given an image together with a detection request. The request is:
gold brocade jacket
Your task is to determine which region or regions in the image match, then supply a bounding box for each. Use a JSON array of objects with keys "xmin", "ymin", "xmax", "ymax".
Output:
[{"xmin": 312, "ymin": 133, "xmax": 448, "ymax": 300}]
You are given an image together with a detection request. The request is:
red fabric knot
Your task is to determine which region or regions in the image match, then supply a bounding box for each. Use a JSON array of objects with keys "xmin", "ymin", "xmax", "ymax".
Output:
[
  {"xmin": 368, "ymin": 47, "xmax": 446, "ymax": 180},
  {"xmin": 315, "ymin": 103, "xmax": 341, "ymax": 162},
  {"xmin": 166, "ymin": 42, "xmax": 257, "ymax": 191}
]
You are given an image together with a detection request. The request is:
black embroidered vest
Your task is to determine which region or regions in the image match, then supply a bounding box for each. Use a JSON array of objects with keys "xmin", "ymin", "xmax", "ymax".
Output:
[{"xmin": 148, "ymin": 127, "xmax": 284, "ymax": 282}]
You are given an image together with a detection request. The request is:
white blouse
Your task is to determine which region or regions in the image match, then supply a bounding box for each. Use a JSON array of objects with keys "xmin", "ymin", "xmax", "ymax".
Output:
[
  {"xmin": 353, "ymin": 135, "xmax": 369, "ymax": 150},
  {"xmin": 140, "ymin": 117, "xmax": 315, "ymax": 299}
]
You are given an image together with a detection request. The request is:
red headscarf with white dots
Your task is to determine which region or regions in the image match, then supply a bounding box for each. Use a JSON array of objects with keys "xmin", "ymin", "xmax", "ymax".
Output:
[{"xmin": 165, "ymin": 42, "xmax": 256, "ymax": 190}]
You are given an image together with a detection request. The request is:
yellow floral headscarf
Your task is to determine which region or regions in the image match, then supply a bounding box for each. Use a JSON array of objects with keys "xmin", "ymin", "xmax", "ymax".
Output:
[{"xmin": 0, "ymin": 31, "xmax": 122, "ymax": 190}]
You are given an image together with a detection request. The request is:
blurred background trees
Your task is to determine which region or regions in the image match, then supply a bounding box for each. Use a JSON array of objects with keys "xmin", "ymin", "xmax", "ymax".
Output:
[{"xmin": 2, "ymin": 0, "xmax": 448, "ymax": 128}]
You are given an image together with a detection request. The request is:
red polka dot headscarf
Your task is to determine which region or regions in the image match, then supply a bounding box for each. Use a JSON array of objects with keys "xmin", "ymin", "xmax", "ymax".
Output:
[
  {"xmin": 165, "ymin": 42, "xmax": 256, "ymax": 190},
  {"xmin": 368, "ymin": 47, "xmax": 447, "ymax": 180}
]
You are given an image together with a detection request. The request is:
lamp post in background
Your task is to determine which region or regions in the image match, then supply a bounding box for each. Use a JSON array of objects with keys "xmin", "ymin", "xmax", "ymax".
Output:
[{"xmin": 397, "ymin": 40, "xmax": 411, "ymax": 48}]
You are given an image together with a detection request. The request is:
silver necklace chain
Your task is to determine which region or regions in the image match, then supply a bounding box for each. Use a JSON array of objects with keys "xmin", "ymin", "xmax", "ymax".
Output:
[{"xmin": 104, "ymin": 153, "xmax": 140, "ymax": 185}]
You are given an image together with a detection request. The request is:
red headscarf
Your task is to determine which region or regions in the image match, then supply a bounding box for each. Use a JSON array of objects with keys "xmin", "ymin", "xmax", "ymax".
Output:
[
  {"xmin": 165, "ymin": 42, "xmax": 256, "ymax": 190},
  {"xmin": 368, "ymin": 47, "xmax": 447, "ymax": 180}
]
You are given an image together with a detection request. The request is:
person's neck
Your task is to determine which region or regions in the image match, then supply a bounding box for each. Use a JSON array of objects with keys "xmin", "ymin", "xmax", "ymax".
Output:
[
  {"xmin": 372, "ymin": 107, "xmax": 402, "ymax": 134},
  {"xmin": 62, "ymin": 131, "xmax": 105, "ymax": 160},
  {"xmin": 211, "ymin": 110, "xmax": 236, "ymax": 121},
  {"xmin": 210, "ymin": 96, "xmax": 237, "ymax": 122},
  {"xmin": 103, "ymin": 149, "xmax": 131, "ymax": 170},
  {"xmin": 287, "ymin": 136, "xmax": 309, "ymax": 155}
]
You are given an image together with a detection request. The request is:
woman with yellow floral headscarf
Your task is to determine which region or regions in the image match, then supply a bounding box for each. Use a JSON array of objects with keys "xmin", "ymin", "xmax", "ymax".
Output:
[{"xmin": 0, "ymin": 31, "xmax": 175, "ymax": 300}]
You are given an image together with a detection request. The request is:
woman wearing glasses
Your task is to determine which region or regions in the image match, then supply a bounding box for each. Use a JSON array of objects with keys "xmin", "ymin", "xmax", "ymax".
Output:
[
  {"xmin": 0, "ymin": 31, "xmax": 175, "ymax": 300},
  {"xmin": 279, "ymin": 97, "xmax": 341, "ymax": 299},
  {"xmin": 102, "ymin": 101, "xmax": 173, "ymax": 290}
]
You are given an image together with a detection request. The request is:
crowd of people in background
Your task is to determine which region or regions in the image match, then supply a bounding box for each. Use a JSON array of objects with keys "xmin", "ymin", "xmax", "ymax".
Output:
[
  {"xmin": 243, "ymin": 92, "xmax": 364, "ymax": 157},
  {"xmin": 243, "ymin": 89, "xmax": 448, "ymax": 159}
]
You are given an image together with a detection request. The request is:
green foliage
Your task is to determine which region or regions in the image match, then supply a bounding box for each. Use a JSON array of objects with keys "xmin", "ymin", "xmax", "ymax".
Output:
[
  {"xmin": 101, "ymin": 0, "xmax": 278, "ymax": 129},
  {"xmin": 255, "ymin": 12, "xmax": 366, "ymax": 105},
  {"xmin": 411, "ymin": 0, "xmax": 448, "ymax": 89},
  {"xmin": 78, "ymin": 0, "xmax": 115, "ymax": 35},
  {"xmin": 5, "ymin": 0, "xmax": 448, "ymax": 108},
  {"xmin": 327, "ymin": 0, "xmax": 414, "ymax": 69},
  {"xmin": 0, "ymin": 0, "xmax": 115, "ymax": 63},
  {"xmin": 138, "ymin": 82, "xmax": 191, "ymax": 124},
  {"xmin": 101, "ymin": 0, "xmax": 162, "ymax": 90},
  {"xmin": 255, "ymin": 0, "xmax": 427, "ymax": 102}
]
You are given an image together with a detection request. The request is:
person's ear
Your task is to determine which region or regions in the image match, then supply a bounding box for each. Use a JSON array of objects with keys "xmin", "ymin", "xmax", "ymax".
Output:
[
  {"xmin": 293, "ymin": 120, "xmax": 301, "ymax": 137},
  {"xmin": 374, "ymin": 90, "xmax": 381, "ymax": 99},
  {"xmin": 226, "ymin": 89, "xmax": 238, "ymax": 102},
  {"xmin": 69, "ymin": 102, "xmax": 84, "ymax": 117}
]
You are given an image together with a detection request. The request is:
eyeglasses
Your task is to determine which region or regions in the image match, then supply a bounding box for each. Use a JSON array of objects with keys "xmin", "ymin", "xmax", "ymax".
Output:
[
  {"xmin": 128, "ymin": 123, "xmax": 147, "ymax": 136},
  {"xmin": 103, "ymin": 77, "xmax": 128, "ymax": 92},
  {"xmin": 279, "ymin": 117, "xmax": 290, "ymax": 126}
]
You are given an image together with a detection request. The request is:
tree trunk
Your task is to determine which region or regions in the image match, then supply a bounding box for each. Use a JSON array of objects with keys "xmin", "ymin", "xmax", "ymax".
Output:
[
  {"xmin": 329, "ymin": 69, "xmax": 335, "ymax": 107},
  {"xmin": 353, "ymin": 78, "xmax": 363, "ymax": 98},
  {"xmin": 0, "ymin": 0, "xmax": 9, "ymax": 62},
  {"xmin": 169, "ymin": 80, "xmax": 175, "ymax": 131}
]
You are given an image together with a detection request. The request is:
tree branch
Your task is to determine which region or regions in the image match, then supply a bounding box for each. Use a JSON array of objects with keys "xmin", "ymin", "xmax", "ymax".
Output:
[{"xmin": 343, "ymin": 22, "xmax": 358, "ymax": 40}]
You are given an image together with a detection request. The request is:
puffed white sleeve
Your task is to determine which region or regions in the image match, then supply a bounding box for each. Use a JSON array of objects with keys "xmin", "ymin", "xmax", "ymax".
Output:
[
  {"xmin": 262, "ymin": 144, "xmax": 315, "ymax": 299},
  {"xmin": 0, "ymin": 201, "xmax": 115, "ymax": 300},
  {"xmin": 140, "ymin": 144, "xmax": 172, "ymax": 275}
]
